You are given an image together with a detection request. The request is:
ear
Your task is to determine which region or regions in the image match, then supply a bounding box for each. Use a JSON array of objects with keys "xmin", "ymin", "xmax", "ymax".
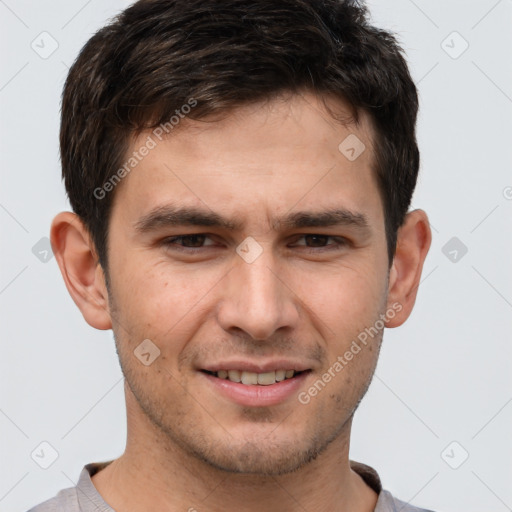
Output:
[
  {"xmin": 50, "ymin": 212, "xmax": 112, "ymax": 330},
  {"xmin": 385, "ymin": 209, "xmax": 432, "ymax": 328}
]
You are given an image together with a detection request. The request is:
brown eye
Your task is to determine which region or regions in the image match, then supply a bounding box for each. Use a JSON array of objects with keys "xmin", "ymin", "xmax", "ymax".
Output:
[
  {"xmin": 303, "ymin": 234, "xmax": 329, "ymax": 247},
  {"xmin": 177, "ymin": 234, "xmax": 207, "ymax": 247},
  {"xmin": 163, "ymin": 234, "xmax": 216, "ymax": 250},
  {"xmin": 292, "ymin": 235, "xmax": 348, "ymax": 250}
]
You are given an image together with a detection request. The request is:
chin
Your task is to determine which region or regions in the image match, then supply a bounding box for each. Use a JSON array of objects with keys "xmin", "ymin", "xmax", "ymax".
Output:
[
  {"xmin": 179, "ymin": 422, "xmax": 341, "ymax": 476},
  {"xmin": 195, "ymin": 439, "xmax": 323, "ymax": 476}
]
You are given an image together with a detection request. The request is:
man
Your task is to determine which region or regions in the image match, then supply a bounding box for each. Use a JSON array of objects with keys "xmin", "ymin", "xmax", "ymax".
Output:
[{"xmin": 28, "ymin": 0, "xmax": 433, "ymax": 510}]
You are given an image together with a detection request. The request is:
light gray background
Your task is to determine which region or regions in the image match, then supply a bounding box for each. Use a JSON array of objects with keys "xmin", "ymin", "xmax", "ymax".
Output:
[{"xmin": 1, "ymin": 1, "xmax": 511, "ymax": 511}]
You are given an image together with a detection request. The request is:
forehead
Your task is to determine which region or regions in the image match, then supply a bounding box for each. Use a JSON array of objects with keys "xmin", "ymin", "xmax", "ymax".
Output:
[{"xmin": 109, "ymin": 92, "xmax": 383, "ymax": 230}]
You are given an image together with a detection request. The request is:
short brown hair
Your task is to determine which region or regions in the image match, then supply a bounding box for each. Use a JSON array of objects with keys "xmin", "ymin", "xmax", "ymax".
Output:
[{"xmin": 60, "ymin": 0, "xmax": 419, "ymax": 271}]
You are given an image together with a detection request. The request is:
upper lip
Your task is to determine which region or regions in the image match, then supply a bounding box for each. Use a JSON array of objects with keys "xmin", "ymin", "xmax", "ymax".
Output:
[{"xmin": 200, "ymin": 360, "xmax": 312, "ymax": 373}]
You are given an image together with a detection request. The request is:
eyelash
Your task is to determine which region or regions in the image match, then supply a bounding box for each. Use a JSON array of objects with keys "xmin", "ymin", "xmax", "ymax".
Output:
[{"xmin": 162, "ymin": 234, "xmax": 349, "ymax": 253}]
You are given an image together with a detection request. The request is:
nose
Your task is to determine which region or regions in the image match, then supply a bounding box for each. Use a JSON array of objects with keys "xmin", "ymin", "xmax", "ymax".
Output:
[{"xmin": 216, "ymin": 249, "xmax": 300, "ymax": 341}]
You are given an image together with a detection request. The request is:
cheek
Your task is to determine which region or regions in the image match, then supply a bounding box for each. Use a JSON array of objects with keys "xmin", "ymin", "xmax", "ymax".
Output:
[
  {"xmin": 109, "ymin": 258, "xmax": 221, "ymax": 346},
  {"xmin": 293, "ymin": 260, "xmax": 385, "ymax": 331}
]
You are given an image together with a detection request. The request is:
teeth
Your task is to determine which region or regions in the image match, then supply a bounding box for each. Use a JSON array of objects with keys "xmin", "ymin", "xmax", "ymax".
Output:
[
  {"xmin": 275, "ymin": 370, "xmax": 286, "ymax": 382},
  {"xmin": 257, "ymin": 372, "xmax": 276, "ymax": 385},
  {"xmin": 241, "ymin": 371, "xmax": 258, "ymax": 385},
  {"xmin": 214, "ymin": 369, "xmax": 298, "ymax": 385},
  {"xmin": 227, "ymin": 370, "xmax": 241, "ymax": 382}
]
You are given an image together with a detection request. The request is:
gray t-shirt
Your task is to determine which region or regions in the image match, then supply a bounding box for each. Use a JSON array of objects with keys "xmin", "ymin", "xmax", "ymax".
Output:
[{"xmin": 27, "ymin": 460, "xmax": 435, "ymax": 512}]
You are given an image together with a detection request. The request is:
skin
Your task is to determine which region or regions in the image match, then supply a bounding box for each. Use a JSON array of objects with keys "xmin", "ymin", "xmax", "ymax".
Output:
[{"xmin": 51, "ymin": 92, "xmax": 431, "ymax": 512}]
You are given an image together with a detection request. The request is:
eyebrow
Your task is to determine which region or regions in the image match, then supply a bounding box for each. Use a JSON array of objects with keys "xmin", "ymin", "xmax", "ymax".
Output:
[{"xmin": 134, "ymin": 205, "xmax": 371, "ymax": 235}]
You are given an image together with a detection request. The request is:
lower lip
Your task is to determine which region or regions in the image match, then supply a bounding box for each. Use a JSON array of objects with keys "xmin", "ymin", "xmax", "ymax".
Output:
[{"xmin": 200, "ymin": 371, "xmax": 310, "ymax": 407}]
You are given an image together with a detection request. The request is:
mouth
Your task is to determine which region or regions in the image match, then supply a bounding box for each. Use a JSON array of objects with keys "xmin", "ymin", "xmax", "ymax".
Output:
[
  {"xmin": 199, "ymin": 367, "xmax": 312, "ymax": 407},
  {"xmin": 201, "ymin": 369, "xmax": 307, "ymax": 386}
]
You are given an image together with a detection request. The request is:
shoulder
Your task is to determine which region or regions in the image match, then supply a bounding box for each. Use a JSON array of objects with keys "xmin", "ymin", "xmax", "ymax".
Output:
[
  {"xmin": 25, "ymin": 461, "xmax": 114, "ymax": 512},
  {"xmin": 350, "ymin": 460, "xmax": 437, "ymax": 512},
  {"xmin": 25, "ymin": 486, "xmax": 79, "ymax": 512},
  {"xmin": 377, "ymin": 489, "xmax": 437, "ymax": 512}
]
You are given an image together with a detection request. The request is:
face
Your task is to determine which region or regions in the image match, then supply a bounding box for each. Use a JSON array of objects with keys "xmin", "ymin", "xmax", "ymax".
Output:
[{"xmin": 105, "ymin": 92, "xmax": 391, "ymax": 475}]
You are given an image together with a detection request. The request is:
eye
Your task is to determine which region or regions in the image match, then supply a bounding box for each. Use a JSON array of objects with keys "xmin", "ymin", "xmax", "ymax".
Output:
[
  {"xmin": 291, "ymin": 234, "xmax": 349, "ymax": 250},
  {"xmin": 161, "ymin": 233, "xmax": 349, "ymax": 254},
  {"xmin": 162, "ymin": 234, "xmax": 216, "ymax": 250}
]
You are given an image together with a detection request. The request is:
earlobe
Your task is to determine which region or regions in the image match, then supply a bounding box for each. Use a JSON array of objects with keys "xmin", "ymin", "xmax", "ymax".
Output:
[
  {"xmin": 50, "ymin": 212, "xmax": 112, "ymax": 330},
  {"xmin": 385, "ymin": 209, "xmax": 432, "ymax": 328}
]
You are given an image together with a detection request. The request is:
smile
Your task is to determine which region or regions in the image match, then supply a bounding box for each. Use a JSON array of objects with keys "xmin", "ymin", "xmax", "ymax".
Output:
[
  {"xmin": 200, "ymin": 368, "xmax": 311, "ymax": 407},
  {"xmin": 203, "ymin": 369, "xmax": 303, "ymax": 385}
]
